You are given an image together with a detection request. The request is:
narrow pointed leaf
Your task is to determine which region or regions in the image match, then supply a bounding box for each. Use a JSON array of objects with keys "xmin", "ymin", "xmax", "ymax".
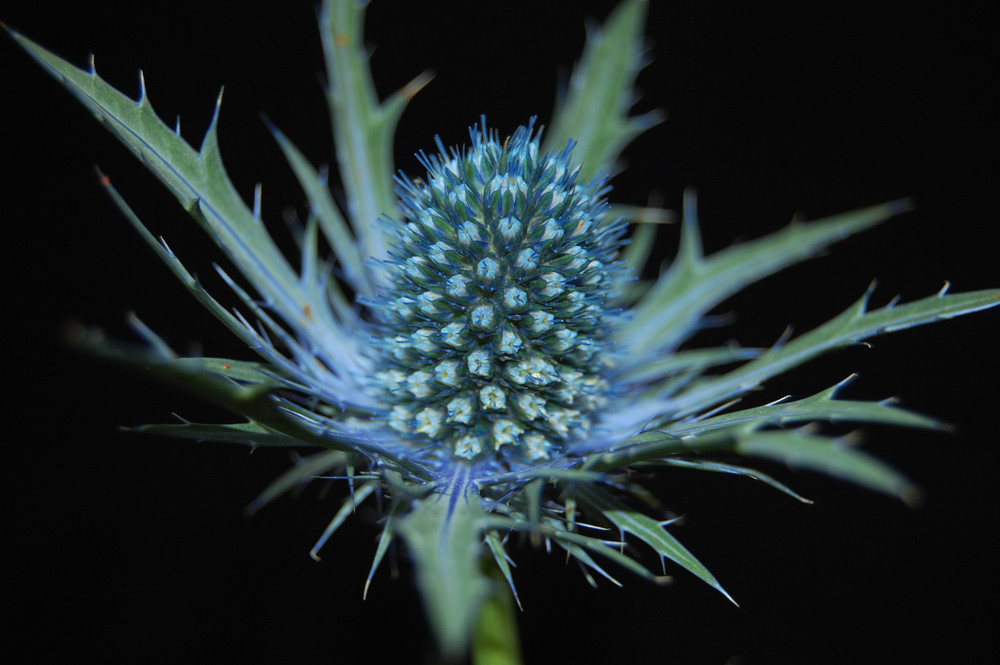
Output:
[
  {"xmin": 320, "ymin": 0, "xmax": 431, "ymax": 275},
  {"xmin": 655, "ymin": 458, "xmax": 812, "ymax": 503},
  {"xmin": 625, "ymin": 344, "xmax": 761, "ymax": 386},
  {"xmin": 484, "ymin": 531, "xmax": 522, "ymax": 610},
  {"xmin": 364, "ymin": 502, "xmax": 402, "ymax": 600},
  {"xmin": 246, "ymin": 449, "xmax": 348, "ymax": 515},
  {"xmin": 547, "ymin": 533, "xmax": 624, "ymax": 587},
  {"xmin": 597, "ymin": 426, "xmax": 915, "ymax": 502},
  {"xmin": 735, "ymin": 430, "xmax": 918, "ymax": 502},
  {"xmin": 669, "ymin": 376, "xmax": 942, "ymax": 436},
  {"xmin": 269, "ymin": 122, "xmax": 369, "ymax": 297},
  {"xmin": 576, "ymin": 485, "xmax": 733, "ymax": 602},
  {"xmin": 10, "ymin": 28, "xmax": 368, "ymax": 380},
  {"xmin": 68, "ymin": 331, "xmax": 396, "ymax": 460},
  {"xmin": 133, "ymin": 420, "xmax": 303, "ymax": 448},
  {"xmin": 622, "ymin": 195, "xmax": 912, "ymax": 361},
  {"xmin": 535, "ymin": 518, "xmax": 665, "ymax": 584},
  {"xmin": 544, "ymin": 0, "xmax": 663, "ymax": 181},
  {"xmin": 669, "ymin": 286, "xmax": 1000, "ymax": 417},
  {"xmin": 310, "ymin": 482, "xmax": 377, "ymax": 560}
]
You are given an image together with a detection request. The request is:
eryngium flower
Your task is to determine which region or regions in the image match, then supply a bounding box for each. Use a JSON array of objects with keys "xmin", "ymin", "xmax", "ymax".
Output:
[
  {"xmin": 9, "ymin": 0, "xmax": 999, "ymax": 658},
  {"xmin": 376, "ymin": 120, "xmax": 622, "ymax": 466}
]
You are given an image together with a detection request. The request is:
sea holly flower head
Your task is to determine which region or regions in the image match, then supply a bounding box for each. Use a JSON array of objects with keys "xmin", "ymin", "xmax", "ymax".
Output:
[
  {"xmin": 377, "ymin": 119, "xmax": 622, "ymax": 468},
  {"xmin": 6, "ymin": 0, "xmax": 998, "ymax": 661}
]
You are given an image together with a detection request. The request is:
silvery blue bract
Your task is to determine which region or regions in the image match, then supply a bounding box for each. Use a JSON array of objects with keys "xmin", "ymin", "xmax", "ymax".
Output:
[{"xmin": 8, "ymin": 0, "xmax": 998, "ymax": 659}]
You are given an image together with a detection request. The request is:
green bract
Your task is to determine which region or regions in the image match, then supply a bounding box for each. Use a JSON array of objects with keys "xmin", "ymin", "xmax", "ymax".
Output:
[{"xmin": 8, "ymin": 0, "xmax": 998, "ymax": 661}]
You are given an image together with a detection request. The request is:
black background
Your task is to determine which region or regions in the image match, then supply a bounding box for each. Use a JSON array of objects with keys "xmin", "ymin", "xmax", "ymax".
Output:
[{"xmin": 3, "ymin": 2, "xmax": 997, "ymax": 663}]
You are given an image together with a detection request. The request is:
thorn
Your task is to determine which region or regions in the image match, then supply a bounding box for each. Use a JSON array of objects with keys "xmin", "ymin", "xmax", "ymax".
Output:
[
  {"xmin": 863, "ymin": 280, "xmax": 879, "ymax": 306},
  {"xmin": 764, "ymin": 395, "xmax": 792, "ymax": 407},
  {"xmin": 693, "ymin": 398, "xmax": 742, "ymax": 422},
  {"xmin": 682, "ymin": 187, "xmax": 699, "ymax": 227},
  {"xmin": 253, "ymin": 183, "xmax": 263, "ymax": 219},
  {"xmin": 773, "ymin": 324, "xmax": 794, "ymax": 349},
  {"xmin": 243, "ymin": 500, "xmax": 262, "ymax": 518},
  {"xmin": 798, "ymin": 422, "xmax": 821, "ymax": 435},
  {"xmin": 203, "ymin": 88, "xmax": 225, "ymax": 150},
  {"xmin": 887, "ymin": 197, "xmax": 916, "ymax": 215},
  {"xmin": 573, "ymin": 520, "xmax": 610, "ymax": 532},
  {"xmin": 400, "ymin": 70, "xmax": 434, "ymax": 100},
  {"xmin": 901, "ymin": 484, "xmax": 925, "ymax": 509},
  {"xmin": 138, "ymin": 70, "xmax": 147, "ymax": 101},
  {"xmin": 840, "ymin": 430, "xmax": 864, "ymax": 447},
  {"xmin": 832, "ymin": 374, "xmax": 859, "ymax": 393}
]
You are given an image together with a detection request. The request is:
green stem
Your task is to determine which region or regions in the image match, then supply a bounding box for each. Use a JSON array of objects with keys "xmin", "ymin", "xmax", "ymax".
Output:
[{"xmin": 470, "ymin": 559, "xmax": 522, "ymax": 665}]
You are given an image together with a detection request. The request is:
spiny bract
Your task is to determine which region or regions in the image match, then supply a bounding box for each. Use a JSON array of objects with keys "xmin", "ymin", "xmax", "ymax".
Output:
[
  {"xmin": 375, "ymin": 120, "xmax": 623, "ymax": 466},
  {"xmin": 9, "ymin": 0, "xmax": 999, "ymax": 658}
]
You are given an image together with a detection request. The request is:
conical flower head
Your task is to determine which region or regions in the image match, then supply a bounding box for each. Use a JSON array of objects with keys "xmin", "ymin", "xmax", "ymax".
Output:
[{"xmin": 374, "ymin": 121, "xmax": 625, "ymax": 465}]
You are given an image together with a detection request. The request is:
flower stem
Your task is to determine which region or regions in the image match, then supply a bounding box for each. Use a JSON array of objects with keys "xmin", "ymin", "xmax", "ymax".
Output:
[{"xmin": 470, "ymin": 558, "xmax": 522, "ymax": 665}]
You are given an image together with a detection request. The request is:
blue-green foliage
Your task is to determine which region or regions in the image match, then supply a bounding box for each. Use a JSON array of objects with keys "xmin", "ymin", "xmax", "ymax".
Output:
[{"xmin": 7, "ymin": 0, "xmax": 999, "ymax": 658}]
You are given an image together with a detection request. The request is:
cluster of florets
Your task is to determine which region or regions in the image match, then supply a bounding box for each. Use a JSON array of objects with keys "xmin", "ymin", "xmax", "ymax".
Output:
[{"xmin": 373, "ymin": 121, "xmax": 625, "ymax": 463}]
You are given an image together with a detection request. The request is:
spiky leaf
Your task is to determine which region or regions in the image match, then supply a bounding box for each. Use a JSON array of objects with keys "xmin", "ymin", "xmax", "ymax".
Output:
[
  {"xmin": 544, "ymin": 0, "xmax": 663, "ymax": 180},
  {"xmin": 622, "ymin": 192, "xmax": 914, "ymax": 365},
  {"xmin": 397, "ymin": 473, "xmax": 490, "ymax": 657},
  {"xmin": 576, "ymin": 484, "xmax": 734, "ymax": 602},
  {"xmin": 668, "ymin": 285, "xmax": 1000, "ymax": 417},
  {"xmin": 320, "ymin": 0, "xmax": 431, "ymax": 275}
]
